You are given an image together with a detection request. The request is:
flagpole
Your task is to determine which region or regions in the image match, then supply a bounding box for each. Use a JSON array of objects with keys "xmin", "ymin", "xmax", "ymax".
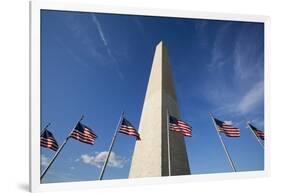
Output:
[
  {"xmin": 166, "ymin": 110, "xmax": 171, "ymax": 176},
  {"xmin": 246, "ymin": 121, "xmax": 264, "ymax": 149},
  {"xmin": 99, "ymin": 112, "xmax": 124, "ymax": 180},
  {"xmin": 40, "ymin": 115, "xmax": 84, "ymax": 181},
  {"xmin": 40, "ymin": 122, "xmax": 51, "ymax": 136},
  {"xmin": 209, "ymin": 113, "xmax": 237, "ymax": 172}
]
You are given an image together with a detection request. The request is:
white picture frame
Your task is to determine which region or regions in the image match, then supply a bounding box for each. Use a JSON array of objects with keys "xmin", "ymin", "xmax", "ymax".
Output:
[{"xmin": 30, "ymin": 0, "xmax": 270, "ymax": 192}]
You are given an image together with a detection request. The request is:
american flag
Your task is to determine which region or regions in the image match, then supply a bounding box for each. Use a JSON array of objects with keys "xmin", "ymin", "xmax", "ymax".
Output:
[
  {"xmin": 119, "ymin": 118, "xmax": 141, "ymax": 140},
  {"xmin": 169, "ymin": 115, "xmax": 192, "ymax": 137},
  {"xmin": 248, "ymin": 123, "xmax": 264, "ymax": 140},
  {"xmin": 41, "ymin": 129, "xmax": 59, "ymax": 151},
  {"xmin": 214, "ymin": 118, "xmax": 240, "ymax": 137},
  {"xmin": 70, "ymin": 122, "xmax": 97, "ymax": 145}
]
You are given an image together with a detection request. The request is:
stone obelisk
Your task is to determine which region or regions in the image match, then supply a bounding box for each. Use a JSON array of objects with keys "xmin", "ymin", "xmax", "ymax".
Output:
[{"xmin": 129, "ymin": 41, "xmax": 190, "ymax": 178}]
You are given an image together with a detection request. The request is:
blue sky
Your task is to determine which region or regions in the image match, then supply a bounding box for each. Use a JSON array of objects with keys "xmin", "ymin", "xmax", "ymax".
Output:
[{"xmin": 40, "ymin": 10, "xmax": 264, "ymax": 183}]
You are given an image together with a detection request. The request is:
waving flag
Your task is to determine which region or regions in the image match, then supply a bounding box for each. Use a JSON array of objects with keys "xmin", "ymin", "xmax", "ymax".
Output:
[
  {"xmin": 214, "ymin": 118, "xmax": 240, "ymax": 137},
  {"xmin": 41, "ymin": 129, "xmax": 59, "ymax": 151},
  {"xmin": 169, "ymin": 115, "xmax": 192, "ymax": 137},
  {"xmin": 248, "ymin": 123, "xmax": 264, "ymax": 140},
  {"xmin": 119, "ymin": 118, "xmax": 141, "ymax": 140},
  {"xmin": 70, "ymin": 122, "xmax": 97, "ymax": 145}
]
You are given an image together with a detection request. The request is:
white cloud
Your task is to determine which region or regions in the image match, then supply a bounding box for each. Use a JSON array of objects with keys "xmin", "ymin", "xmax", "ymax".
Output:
[
  {"xmin": 91, "ymin": 15, "xmax": 108, "ymax": 47},
  {"xmin": 56, "ymin": 15, "xmax": 107, "ymax": 68},
  {"xmin": 237, "ymin": 81, "xmax": 264, "ymax": 114},
  {"xmin": 91, "ymin": 14, "xmax": 124, "ymax": 79},
  {"xmin": 41, "ymin": 155, "xmax": 50, "ymax": 169},
  {"xmin": 233, "ymin": 40, "xmax": 263, "ymax": 80},
  {"xmin": 212, "ymin": 80, "xmax": 264, "ymax": 116},
  {"xmin": 249, "ymin": 118, "xmax": 264, "ymax": 128},
  {"xmin": 208, "ymin": 23, "xmax": 233, "ymax": 70},
  {"xmin": 55, "ymin": 36, "xmax": 89, "ymax": 67},
  {"xmin": 59, "ymin": 13, "xmax": 124, "ymax": 78},
  {"xmin": 205, "ymin": 23, "xmax": 264, "ymax": 118},
  {"xmin": 80, "ymin": 151, "xmax": 128, "ymax": 168},
  {"xmin": 194, "ymin": 20, "xmax": 209, "ymax": 48},
  {"xmin": 233, "ymin": 24, "xmax": 264, "ymax": 80},
  {"xmin": 91, "ymin": 14, "xmax": 114, "ymax": 59},
  {"xmin": 224, "ymin": 121, "xmax": 233, "ymax": 125}
]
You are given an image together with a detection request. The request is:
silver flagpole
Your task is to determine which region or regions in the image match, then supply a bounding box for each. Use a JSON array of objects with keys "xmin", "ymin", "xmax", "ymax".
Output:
[
  {"xmin": 166, "ymin": 110, "xmax": 171, "ymax": 176},
  {"xmin": 99, "ymin": 112, "xmax": 124, "ymax": 180},
  {"xmin": 40, "ymin": 122, "xmax": 51, "ymax": 136},
  {"xmin": 246, "ymin": 121, "xmax": 264, "ymax": 149},
  {"xmin": 40, "ymin": 115, "xmax": 84, "ymax": 181},
  {"xmin": 209, "ymin": 113, "xmax": 237, "ymax": 172}
]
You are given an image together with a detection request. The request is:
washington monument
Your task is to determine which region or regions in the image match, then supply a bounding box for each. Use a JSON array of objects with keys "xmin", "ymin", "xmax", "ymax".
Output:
[{"xmin": 129, "ymin": 41, "xmax": 190, "ymax": 178}]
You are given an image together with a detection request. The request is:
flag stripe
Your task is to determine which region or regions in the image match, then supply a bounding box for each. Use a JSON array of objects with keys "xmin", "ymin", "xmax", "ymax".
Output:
[
  {"xmin": 40, "ymin": 138, "xmax": 58, "ymax": 145},
  {"xmin": 119, "ymin": 126, "xmax": 140, "ymax": 139},
  {"xmin": 41, "ymin": 139, "xmax": 58, "ymax": 147},
  {"xmin": 119, "ymin": 127, "xmax": 139, "ymax": 133},
  {"xmin": 41, "ymin": 143, "xmax": 59, "ymax": 151},
  {"xmin": 84, "ymin": 128, "xmax": 97, "ymax": 137},
  {"xmin": 214, "ymin": 118, "xmax": 240, "ymax": 137},
  {"xmin": 70, "ymin": 133, "xmax": 95, "ymax": 143},
  {"xmin": 70, "ymin": 132, "xmax": 96, "ymax": 142},
  {"xmin": 70, "ymin": 135, "xmax": 94, "ymax": 145},
  {"xmin": 170, "ymin": 129, "xmax": 192, "ymax": 136},
  {"xmin": 169, "ymin": 115, "xmax": 192, "ymax": 137},
  {"xmin": 249, "ymin": 123, "xmax": 264, "ymax": 140},
  {"xmin": 119, "ymin": 130, "xmax": 140, "ymax": 138},
  {"xmin": 40, "ymin": 129, "xmax": 59, "ymax": 151},
  {"xmin": 118, "ymin": 118, "xmax": 141, "ymax": 140},
  {"xmin": 70, "ymin": 133, "xmax": 96, "ymax": 143},
  {"xmin": 69, "ymin": 122, "xmax": 97, "ymax": 145},
  {"xmin": 41, "ymin": 141, "xmax": 58, "ymax": 149},
  {"xmin": 71, "ymin": 130, "xmax": 96, "ymax": 140},
  {"xmin": 170, "ymin": 128, "xmax": 192, "ymax": 133}
]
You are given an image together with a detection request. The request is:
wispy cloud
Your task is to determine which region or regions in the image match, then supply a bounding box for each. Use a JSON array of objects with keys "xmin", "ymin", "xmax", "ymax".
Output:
[
  {"xmin": 41, "ymin": 154, "xmax": 50, "ymax": 170},
  {"xmin": 204, "ymin": 22, "xmax": 264, "ymax": 120},
  {"xmin": 237, "ymin": 81, "xmax": 264, "ymax": 114},
  {"xmin": 249, "ymin": 118, "xmax": 264, "ymax": 128},
  {"xmin": 134, "ymin": 17, "xmax": 146, "ymax": 40},
  {"xmin": 208, "ymin": 23, "xmax": 233, "ymax": 70},
  {"xmin": 55, "ymin": 36, "xmax": 89, "ymax": 67},
  {"xmin": 91, "ymin": 15, "xmax": 108, "ymax": 47},
  {"xmin": 194, "ymin": 20, "xmax": 209, "ymax": 48},
  {"xmin": 57, "ymin": 14, "xmax": 106, "ymax": 68},
  {"xmin": 214, "ymin": 81, "xmax": 263, "ymax": 113},
  {"xmin": 55, "ymin": 13, "xmax": 124, "ymax": 79},
  {"xmin": 79, "ymin": 151, "xmax": 128, "ymax": 168},
  {"xmin": 233, "ymin": 24, "xmax": 264, "ymax": 80},
  {"xmin": 91, "ymin": 15, "xmax": 124, "ymax": 79}
]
